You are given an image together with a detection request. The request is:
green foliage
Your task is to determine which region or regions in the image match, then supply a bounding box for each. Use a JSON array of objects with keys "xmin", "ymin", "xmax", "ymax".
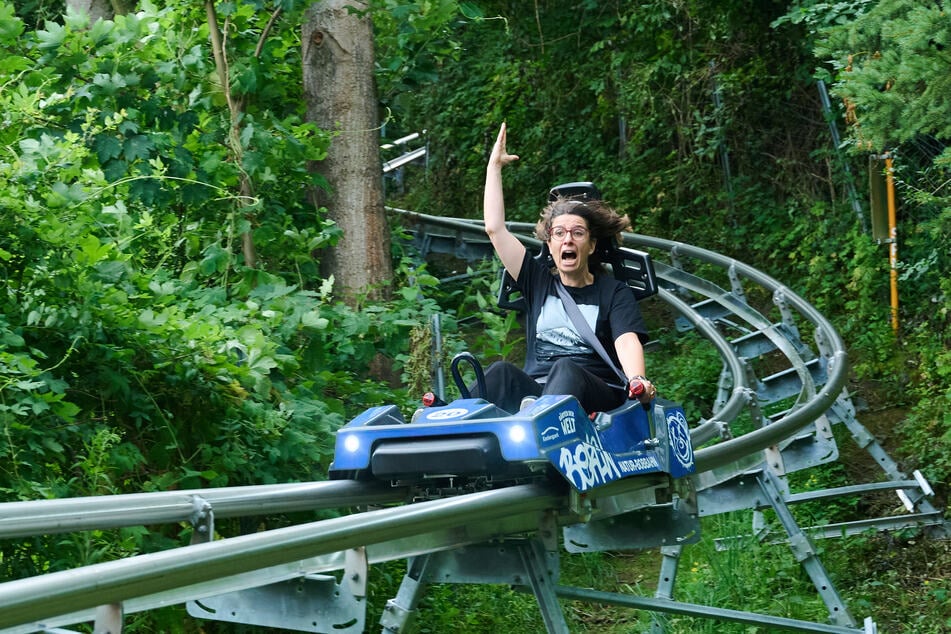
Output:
[
  {"xmin": 372, "ymin": 0, "xmax": 472, "ymax": 100},
  {"xmin": 805, "ymin": 0, "xmax": 950, "ymax": 485},
  {"xmin": 414, "ymin": 583, "xmax": 544, "ymax": 633},
  {"xmin": 9, "ymin": 0, "xmax": 64, "ymax": 30},
  {"xmin": 823, "ymin": 532, "xmax": 951, "ymax": 634},
  {"xmin": 896, "ymin": 332, "xmax": 951, "ymax": 488},
  {"xmin": 452, "ymin": 260, "xmax": 524, "ymax": 361},
  {"xmin": 815, "ymin": 0, "xmax": 951, "ymax": 152},
  {"xmin": 644, "ymin": 329, "xmax": 722, "ymax": 424},
  {"xmin": 398, "ymin": 1, "xmax": 822, "ymax": 249},
  {"xmin": 658, "ymin": 513, "xmax": 831, "ymax": 632},
  {"xmin": 0, "ymin": 0, "xmax": 446, "ymax": 595},
  {"xmin": 772, "ymin": 0, "xmax": 875, "ymax": 31}
]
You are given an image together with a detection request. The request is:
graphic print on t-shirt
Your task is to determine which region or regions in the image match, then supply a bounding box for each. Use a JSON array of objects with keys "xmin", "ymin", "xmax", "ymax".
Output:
[{"xmin": 535, "ymin": 295, "xmax": 598, "ymax": 359}]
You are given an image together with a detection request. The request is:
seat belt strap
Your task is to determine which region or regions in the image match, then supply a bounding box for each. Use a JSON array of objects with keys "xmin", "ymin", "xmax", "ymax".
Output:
[{"xmin": 554, "ymin": 280, "xmax": 628, "ymax": 387}]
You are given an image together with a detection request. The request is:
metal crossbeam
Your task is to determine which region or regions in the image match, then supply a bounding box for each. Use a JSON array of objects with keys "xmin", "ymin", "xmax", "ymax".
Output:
[{"xmin": 554, "ymin": 586, "xmax": 877, "ymax": 634}]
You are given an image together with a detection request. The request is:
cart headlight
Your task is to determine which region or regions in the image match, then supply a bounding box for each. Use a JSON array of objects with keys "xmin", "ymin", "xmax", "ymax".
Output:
[
  {"xmin": 343, "ymin": 435, "xmax": 360, "ymax": 453},
  {"xmin": 509, "ymin": 424, "xmax": 527, "ymax": 444}
]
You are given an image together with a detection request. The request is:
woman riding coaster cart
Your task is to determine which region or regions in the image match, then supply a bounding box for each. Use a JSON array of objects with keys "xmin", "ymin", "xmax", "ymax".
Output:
[
  {"xmin": 327, "ymin": 125, "xmax": 690, "ymax": 488},
  {"xmin": 474, "ymin": 122, "xmax": 657, "ymax": 415}
]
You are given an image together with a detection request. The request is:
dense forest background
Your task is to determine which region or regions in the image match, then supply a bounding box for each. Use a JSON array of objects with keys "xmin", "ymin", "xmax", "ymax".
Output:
[{"xmin": 1, "ymin": 0, "xmax": 948, "ymax": 632}]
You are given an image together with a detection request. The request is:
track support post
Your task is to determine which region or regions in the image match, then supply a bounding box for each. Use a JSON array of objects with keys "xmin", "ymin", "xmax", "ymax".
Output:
[
  {"xmin": 380, "ymin": 555, "xmax": 431, "ymax": 634},
  {"xmin": 93, "ymin": 603, "xmax": 123, "ymax": 634},
  {"xmin": 757, "ymin": 470, "xmax": 856, "ymax": 627},
  {"xmin": 517, "ymin": 539, "xmax": 570, "ymax": 634},
  {"xmin": 648, "ymin": 544, "xmax": 683, "ymax": 633}
]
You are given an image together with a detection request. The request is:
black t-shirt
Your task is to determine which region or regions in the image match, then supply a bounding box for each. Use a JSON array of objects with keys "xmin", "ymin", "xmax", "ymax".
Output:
[{"xmin": 515, "ymin": 250, "xmax": 648, "ymax": 384}]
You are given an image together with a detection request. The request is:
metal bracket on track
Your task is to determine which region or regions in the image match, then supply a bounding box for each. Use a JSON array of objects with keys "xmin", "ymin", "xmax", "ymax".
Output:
[
  {"xmin": 186, "ymin": 547, "xmax": 369, "ymax": 634},
  {"xmin": 380, "ymin": 535, "xmax": 569, "ymax": 634},
  {"xmin": 563, "ymin": 498, "xmax": 700, "ymax": 553}
]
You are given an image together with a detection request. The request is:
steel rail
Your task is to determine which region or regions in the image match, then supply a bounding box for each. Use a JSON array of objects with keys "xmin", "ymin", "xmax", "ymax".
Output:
[
  {"xmin": 5, "ymin": 477, "xmax": 669, "ymax": 633},
  {"xmin": 554, "ymin": 586, "xmax": 870, "ymax": 634},
  {"xmin": 653, "ymin": 286, "xmax": 751, "ymax": 445},
  {"xmin": 623, "ymin": 234, "xmax": 848, "ymax": 473},
  {"xmin": 0, "ymin": 483, "xmax": 562, "ymax": 629},
  {"xmin": 0, "ymin": 480, "xmax": 409, "ymax": 540},
  {"xmin": 652, "ymin": 260, "xmax": 820, "ymax": 399}
]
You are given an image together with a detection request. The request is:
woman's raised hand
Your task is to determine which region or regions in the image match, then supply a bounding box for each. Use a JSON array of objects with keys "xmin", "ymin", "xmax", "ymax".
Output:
[{"xmin": 489, "ymin": 122, "xmax": 519, "ymax": 169}]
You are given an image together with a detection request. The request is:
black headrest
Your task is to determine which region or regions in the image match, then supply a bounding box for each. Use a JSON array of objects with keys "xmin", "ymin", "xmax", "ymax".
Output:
[{"xmin": 549, "ymin": 181, "xmax": 601, "ymax": 202}]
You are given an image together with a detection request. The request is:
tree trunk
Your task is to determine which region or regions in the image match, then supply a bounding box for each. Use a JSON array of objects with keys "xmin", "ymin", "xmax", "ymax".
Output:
[
  {"xmin": 68, "ymin": 0, "xmax": 112, "ymax": 21},
  {"xmin": 67, "ymin": 0, "xmax": 132, "ymax": 21},
  {"xmin": 302, "ymin": 0, "xmax": 392, "ymax": 303}
]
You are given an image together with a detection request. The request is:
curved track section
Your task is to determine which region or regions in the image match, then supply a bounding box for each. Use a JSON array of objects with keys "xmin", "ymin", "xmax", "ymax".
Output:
[
  {"xmin": 0, "ymin": 210, "xmax": 943, "ymax": 633},
  {"xmin": 396, "ymin": 209, "xmax": 848, "ymax": 470}
]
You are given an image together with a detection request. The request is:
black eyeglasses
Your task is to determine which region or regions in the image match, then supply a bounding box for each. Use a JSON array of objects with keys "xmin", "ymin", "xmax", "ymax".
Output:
[{"xmin": 549, "ymin": 226, "xmax": 589, "ymax": 241}]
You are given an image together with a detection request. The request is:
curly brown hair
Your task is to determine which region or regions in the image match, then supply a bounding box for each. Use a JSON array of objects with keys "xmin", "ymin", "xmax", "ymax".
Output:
[{"xmin": 534, "ymin": 197, "xmax": 631, "ymax": 268}]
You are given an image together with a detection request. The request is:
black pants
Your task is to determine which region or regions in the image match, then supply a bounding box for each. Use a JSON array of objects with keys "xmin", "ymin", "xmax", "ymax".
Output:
[{"xmin": 471, "ymin": 359, "xmax": 625, "ymax": 414}]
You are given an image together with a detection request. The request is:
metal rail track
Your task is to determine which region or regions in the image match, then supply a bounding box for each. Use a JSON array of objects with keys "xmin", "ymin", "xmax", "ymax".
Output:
[{"xmin": 0, "ymin": 209, "xmax": 943, "ymax": 633}]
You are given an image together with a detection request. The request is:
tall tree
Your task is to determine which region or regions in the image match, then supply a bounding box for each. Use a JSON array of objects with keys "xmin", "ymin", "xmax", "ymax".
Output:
[
  {"xmin": 66, "ymin": 0, "xmax": 132, "ymax": 21},
  {"xmin": 302, "ymin": 0, "xmax": 391, "ymax": 302}
]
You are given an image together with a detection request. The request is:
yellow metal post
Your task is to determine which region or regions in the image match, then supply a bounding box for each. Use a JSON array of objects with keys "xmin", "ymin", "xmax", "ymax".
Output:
[{"xmin": 884, "ymin": 155, "xmax": 899, "ymax": 334}]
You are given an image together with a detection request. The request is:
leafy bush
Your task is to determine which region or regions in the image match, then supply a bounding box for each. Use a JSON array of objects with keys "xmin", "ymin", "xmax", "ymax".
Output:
[{"xmin": 0, "ymin": 2, "xmax": 449, "ymax": 592}]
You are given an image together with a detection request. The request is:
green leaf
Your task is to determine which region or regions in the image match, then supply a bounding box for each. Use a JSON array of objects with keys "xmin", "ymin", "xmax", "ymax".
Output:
[
  {"xmin": 36, "ymin": 22, "xmax": 66, "ymax": 51},
  {"xmin": 123, "ymin": 134, "xmax": 154, "ymax": 162},
  {"xmin": 0, "ymin": 53, "xmax": 29, "ymax": 74},
  {"xmin": 101, "ymin": 153, "xmax": 129, "ymax": 180},
  {"xmin": 240, "ymin": 122, "xmax": 254, "ymax": 149},
  {"xmin": 416, "ymin": 273, "xmax": 439, "ymax": 287},
  {"xmin": 459, "ymin": 2, "xmax": 484, "ymax": 19},
  {"xmin": 199, "ymin": 245, "xmax": 231, "ymax": 275},
  {"xmin": 52, "ymin": 400, "xmax": 81, "ymax": 421},
  {"xmin": 301, "ymin": 311, "xmax": 329, "ymax": 330},
  {"xmin": 45, "ymin": 181, "xmax": 86, "ymax": 207},
  {"xmin": 87, "ymin": 15, "xmax": 113, "ymax": 44},
  {"xmin": 76, "ymin": 234, "xmax": 113, "ymax": 265},
  {"xmin": 95, "ymin": 135, "xmax": 123, "ymax": 163},
  {"xmin": 94, "ymin": 260, "xmax": 130, "ymax": 283},
  {"xmin": 42, "ymin": 437, "xmax": 64, "ymax": 453},
  {"xmin": 93, "ymin": 72, "xmax": 128, "ymax": 95},
  {"xmin": 14, "ymin": 380, "xmax": 46, "ymax": 391},
  {"xmin": 0, "ymin": 4, "xmax": 25, "ymax": 44},
  {"xmin": 138, "ymin": 308, "xmax": 169, "ymax": 328},
  {"xmin": 1, "ymin": 330, "xmax": 25, "ymax": 347}
]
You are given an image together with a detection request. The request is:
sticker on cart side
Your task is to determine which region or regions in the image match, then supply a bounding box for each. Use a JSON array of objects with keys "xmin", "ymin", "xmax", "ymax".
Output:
[
  {"xmin": 666, "ymin": 407, "xmax": 695, "ymax": 472},
  {"xmin": 552, "ymin": 434, "xmax": 622, "ymax": 492}
]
